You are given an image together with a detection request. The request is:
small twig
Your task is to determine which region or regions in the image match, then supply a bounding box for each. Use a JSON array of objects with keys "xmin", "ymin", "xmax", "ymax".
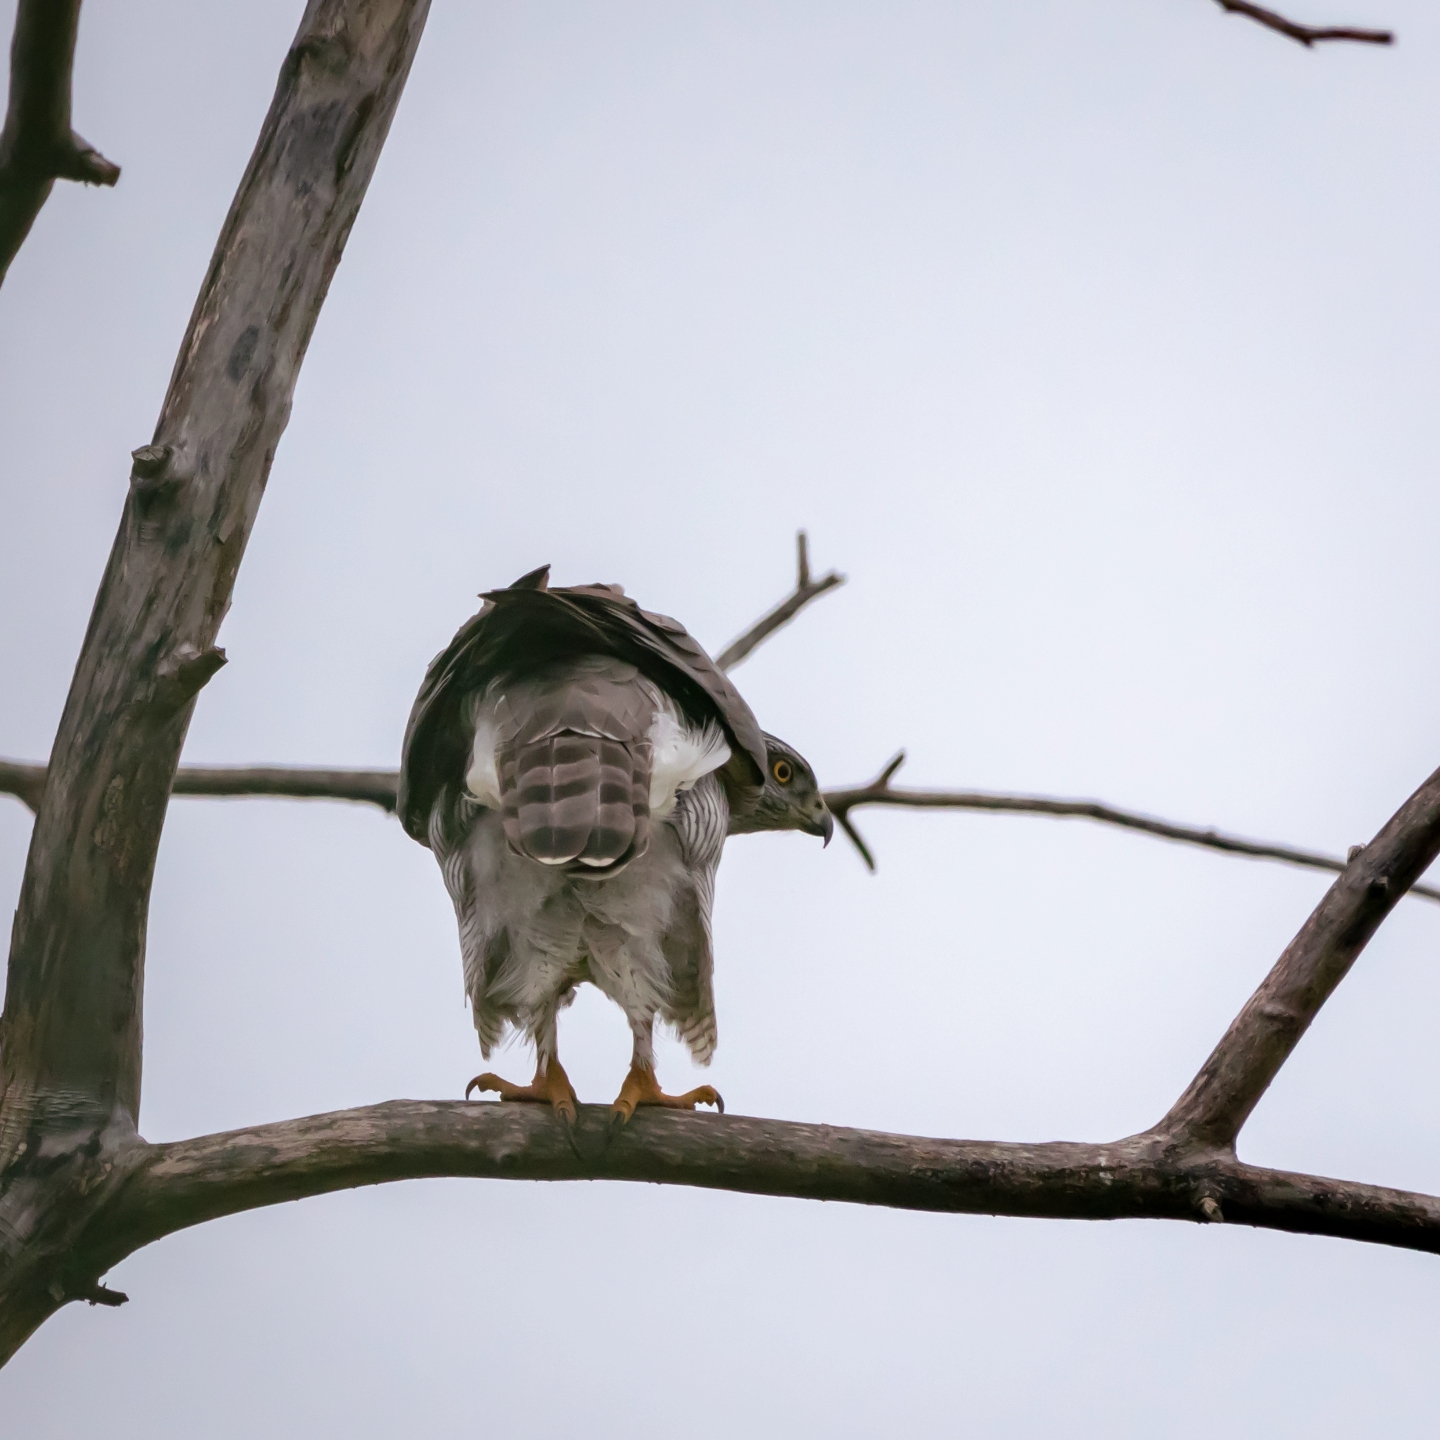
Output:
[
  {"xmin": 822, "ymin": 751, "xmax": 1440, "ymax": 904},
  {"xmin": 0, "ymin": 0, "xmax": 119, "ymax": 287},
  {"xmin": 79, "ymin": 1283, "xmax": 126, "ymax": 1307},
  {"xmin": 1213, "ymin": 0, "xmax": 1393, "ymax": 47},
  {"xmin": 714, "ymin": 531, "xmax": 845, "ymax": 672}
]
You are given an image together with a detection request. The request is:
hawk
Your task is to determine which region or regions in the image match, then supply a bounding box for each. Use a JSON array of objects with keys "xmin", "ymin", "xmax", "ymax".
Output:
[{"xmin": 398, "ymin": 566, "xmax": 831, "ymax": 1121}]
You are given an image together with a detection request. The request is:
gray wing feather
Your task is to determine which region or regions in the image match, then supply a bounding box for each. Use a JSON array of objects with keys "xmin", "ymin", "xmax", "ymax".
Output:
[
  {"xmin": 429, "ymin": 791, "xmax": 509, "ymax": 1056},
  {"xmin": 397, "ymin": 567, "xmax": 766, "ymax": 845},
  {"xmin": 660, "ymin": 772, "xmax": 729, "ymax": 1064}
]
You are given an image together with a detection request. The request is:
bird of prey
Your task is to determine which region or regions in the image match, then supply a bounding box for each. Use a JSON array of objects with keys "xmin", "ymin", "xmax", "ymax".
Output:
[{"xmin": 398, "ymin": 566, "xmax": 832, "ymax": 1121}]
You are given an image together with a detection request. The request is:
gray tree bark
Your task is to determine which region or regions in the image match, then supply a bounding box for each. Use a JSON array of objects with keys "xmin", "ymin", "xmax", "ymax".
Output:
[
  {"xmin": 0, "ymin": 0, "xmax": 118, "ymax": 286},
  {"xmin": 0, "ymin": 0, "xmax": 432, "ymax": 1363}
]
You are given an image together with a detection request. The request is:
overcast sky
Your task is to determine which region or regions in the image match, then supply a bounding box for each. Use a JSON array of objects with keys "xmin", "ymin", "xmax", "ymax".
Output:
[{"xmin": 3, "ymin": 0, "xmax": 1439, "ymax": 1434}]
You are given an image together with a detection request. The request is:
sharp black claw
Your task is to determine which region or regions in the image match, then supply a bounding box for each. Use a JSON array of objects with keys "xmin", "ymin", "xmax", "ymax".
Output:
[
  {"xmin": 714, "ymin": 1093, "xmax": 725, "ymax": 1115},
  {"xmin": 464, "ymin": 1075, "xmax": 484, "ymax": 1100}
]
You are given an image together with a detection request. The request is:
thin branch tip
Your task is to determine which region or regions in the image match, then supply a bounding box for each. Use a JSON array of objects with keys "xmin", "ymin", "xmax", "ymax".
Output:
[
  {"xmin": 714, "ymin": 530, "xmax": 846, "ymax": 671},
  {"xmin": 1213, "ymin": 1, "xmax": 1393, "ymax": 46},
  {"xmin": 877, "ymin": 750, "xmax": 907, "ymax": 788}
]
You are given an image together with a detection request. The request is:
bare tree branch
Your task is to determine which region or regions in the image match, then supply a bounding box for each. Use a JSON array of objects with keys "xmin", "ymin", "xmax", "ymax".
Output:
[
  {"xmin": 824, "ymin": 752, "xmax": 1440, "ymax": 904},
  {"xmin": 714, "ymin": 531, "xmax": 845, "ymax": 671},
  {"xmin": 2, "ymin": 755, "xmax": 1433, "ymax": 1363},
  {"xmin": 1159, "ymin": 763, "xmax": 1440, "ymax": 1149},
  {"xmin": 0, "ymin": 760, "xmax": 402, "ymax": 814},
  {"xmin": 0, "ymin": 0, "xmax": 119, "ymax": 287},
  {"xmin": 0, "ymin": 0, "xmax": 432, "ymax": 1361},
  {"xmin": 4, "ymin": 1089, "xmax": 1436, "ymax": 1364},
  {"xmin": 1212, "ymin": 0, "xmax": 1393, "ymax": 47},
  {"xmin": 10, "ymin": 750, "xmax": 1436, "ymax": 904},
  {"xmin": 0, "ymin": 0, "xmax": 1425, "ymax": 1381}
]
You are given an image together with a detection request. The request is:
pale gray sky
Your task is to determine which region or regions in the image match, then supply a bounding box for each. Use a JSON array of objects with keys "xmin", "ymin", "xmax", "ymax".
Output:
[{"xmin": 3, "ymin": 1, "xmax": 1439, "ymax": 1434}]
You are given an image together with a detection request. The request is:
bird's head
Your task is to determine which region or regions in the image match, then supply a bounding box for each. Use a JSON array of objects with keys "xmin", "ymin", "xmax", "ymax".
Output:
[{"xmin": 730, "ymin": 732, "xmax": 832, "ymax": 843}]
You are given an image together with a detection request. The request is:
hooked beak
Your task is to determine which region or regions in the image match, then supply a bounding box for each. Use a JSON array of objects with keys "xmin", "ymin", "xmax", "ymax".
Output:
[{"xmin": 805, "ymin": 802, "xmax": 834, "ymax": 847}]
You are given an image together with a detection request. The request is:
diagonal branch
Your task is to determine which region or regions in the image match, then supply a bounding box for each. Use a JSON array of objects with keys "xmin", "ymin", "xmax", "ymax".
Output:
[
  {"xmin": 823, "ymin": 752, "xmax": 1440, "ymax": 903},
  {"xmin": 0, "ymin": 0, "xmax": 432, "ymax": 1359},
  {"xmin": 1160, "ymin": 763, "xmax": 1440, "ymax": 1150},
  {"xmin": 714, "ymin": 531, "xmax": 845, "ymax": 671},
  {"xmin": 1212, "ymin": 1, "xmax": 1393, "ymax": 47},
  {"xmin": 0, "ymin": 0, "xmax": 119, "ymax": 287}
]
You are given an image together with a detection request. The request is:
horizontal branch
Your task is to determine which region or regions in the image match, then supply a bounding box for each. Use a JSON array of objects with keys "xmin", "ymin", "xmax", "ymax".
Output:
[
  {"xmin": 0, "ymin": 759, "xmax": 400, "ymax": 814},
  {"xmin": 8, "ymin": 754, "xmax": 1436, "ymax": 904},
  {"xmin": 0, "ymin": 0, "xmax": 119, "ymax": 287},
  {"xmin": 76, "ymin": 1102, "xmax": 1440, "ymax": 1289},
  {"xmin": 714, "ymin": 531, "xmax": 845, "ymax": 671},
  {"xmin": 169, "ymin": 765, "xmax": 399, "ymax": 810},
  {"xmin": 1213, "ymin": 0, "xmax": 1393, "ymax": 46},
  {"xmin": 823, "ymin": 752, "xmax": 1440, "ymax": 902}
]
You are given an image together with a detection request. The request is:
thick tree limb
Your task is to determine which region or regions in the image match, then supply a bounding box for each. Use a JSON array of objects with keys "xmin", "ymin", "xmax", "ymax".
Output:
[
  {"xmin": 824, "ymin": 752, "xmax": 1440, "ymax": 904},
  {"xmin": 1212, "ymin": 1, "xmax": 1393, "ymax": 46},
  {"xmin": 0, "ymin": 0, "xmax": 431, "ymax": 1361},
  {"xmin": 714, "ymin": 531, "xmax": 845, "ymax": 671},
  {"xmin": 0, "ymin": 0, "xmax": 119, "ymax": 288},
  {"xmin": 5, "ymin": 1091, "xmax": 1439, "ymax": 1365},
  {"xmin": 2, "ymin": 0, "xmax": 429, "ymax": 1136},
  {"xmin": 1160, "ymin": 763, "xmax": 1440, "ymax": 1148}
]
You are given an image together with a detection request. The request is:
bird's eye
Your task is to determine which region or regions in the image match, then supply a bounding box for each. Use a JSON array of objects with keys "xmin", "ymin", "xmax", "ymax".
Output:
[{"xmin": 772, "ymin": 759, "xmax": 793, "ymax": 785}]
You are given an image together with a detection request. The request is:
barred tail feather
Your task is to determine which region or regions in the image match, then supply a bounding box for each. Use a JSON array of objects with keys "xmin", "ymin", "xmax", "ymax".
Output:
[{"xmin": 500, "ymin": 732, "xmax": 652, "ymax": 871}]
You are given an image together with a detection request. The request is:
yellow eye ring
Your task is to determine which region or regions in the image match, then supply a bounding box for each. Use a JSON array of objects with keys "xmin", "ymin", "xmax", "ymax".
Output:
[{"xmin": 772, "ymin": 759, "xmax": 793, "ymax": 784}]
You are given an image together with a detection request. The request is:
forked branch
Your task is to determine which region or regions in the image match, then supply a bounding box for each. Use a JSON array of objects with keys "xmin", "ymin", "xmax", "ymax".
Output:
[{"xmin": 0, "ymin": 0, "xmax": 119, "ymax": 286}]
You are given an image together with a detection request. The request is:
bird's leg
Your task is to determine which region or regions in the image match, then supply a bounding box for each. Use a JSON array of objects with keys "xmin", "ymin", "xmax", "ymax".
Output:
[
  {"xmin": 467, "ymin": 1024, "xmax": 578, "ymax": 1123},
  {"xmin": 610, "ymin": 1018, "xmax": 723, "ymax": 1122}
]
